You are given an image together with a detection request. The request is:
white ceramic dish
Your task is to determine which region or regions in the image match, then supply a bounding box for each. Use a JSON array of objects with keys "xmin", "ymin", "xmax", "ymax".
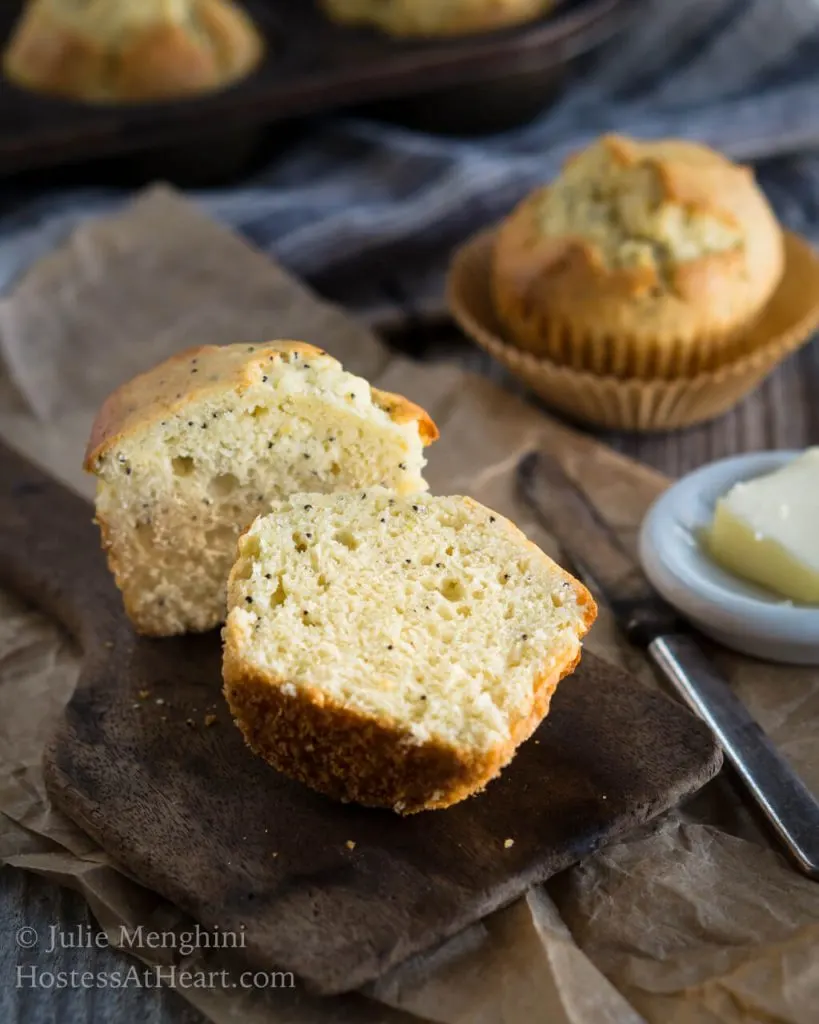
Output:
[{"xmin": 639, "ymin": 451, "xmax": 819, "ymax": 665}]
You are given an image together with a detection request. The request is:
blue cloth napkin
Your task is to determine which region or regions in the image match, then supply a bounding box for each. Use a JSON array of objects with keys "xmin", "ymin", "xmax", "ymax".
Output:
[{"xmin": 2, "ymin": 0, "xmax": 819, "ymax": 322}]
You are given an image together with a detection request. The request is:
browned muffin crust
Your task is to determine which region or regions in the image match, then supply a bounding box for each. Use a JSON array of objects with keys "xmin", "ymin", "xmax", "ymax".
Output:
[
  {"xmin": 85, "ymin": 341, "xmax": 438, "ymax": 636},
  {"xmin": 223, "ymin": 636, "xmax": 584, "ymax": 814},
  {"xmin": 3, "ymin": 0, "xmax": 264, "ymax": 103},
  {"xmin": 85, "ymin": 341, "xmax": 437, "ymax": 471}
]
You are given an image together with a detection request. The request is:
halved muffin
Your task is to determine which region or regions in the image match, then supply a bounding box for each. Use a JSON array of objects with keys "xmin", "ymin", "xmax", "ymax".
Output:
[{"xmin": 223, "ymin": 490, "xmax": 596, "ymax": 813}]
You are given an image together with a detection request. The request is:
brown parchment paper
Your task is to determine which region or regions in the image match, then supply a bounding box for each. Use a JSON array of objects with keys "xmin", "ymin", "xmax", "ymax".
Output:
[{"xmin": 0, "ymin": 186, "xmax": 817, "ymax": 1024}]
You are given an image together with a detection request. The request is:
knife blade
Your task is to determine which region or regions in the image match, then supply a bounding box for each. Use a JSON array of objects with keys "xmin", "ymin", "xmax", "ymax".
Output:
[
  {"xmin": 518, "ymin": 450, "xmax": 684, "ymax": 645},
  {"xmin": 518, "ymin": 449, "xmax": 819, "ymax": 879}
]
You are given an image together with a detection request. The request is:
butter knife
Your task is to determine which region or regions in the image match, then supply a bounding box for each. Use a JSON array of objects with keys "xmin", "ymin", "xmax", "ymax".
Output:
[{"xmin": 518, "ymin": 450, "xmax": 819, "ymax": 879}]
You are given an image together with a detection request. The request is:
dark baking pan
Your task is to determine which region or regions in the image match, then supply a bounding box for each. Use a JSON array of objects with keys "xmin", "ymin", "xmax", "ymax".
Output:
[{"xmin": 0, "ymin": 0, "xmax": 637, "ymax": 182}]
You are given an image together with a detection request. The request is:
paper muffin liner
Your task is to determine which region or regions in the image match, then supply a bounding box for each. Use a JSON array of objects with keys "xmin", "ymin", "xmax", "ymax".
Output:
[
  {"xmin": 447, "ymin": 228, "xmax": 819, "ymax": 432},
  {"xmin": 498, "ymin": 305, "xmax": 759, "ymax": 379}
]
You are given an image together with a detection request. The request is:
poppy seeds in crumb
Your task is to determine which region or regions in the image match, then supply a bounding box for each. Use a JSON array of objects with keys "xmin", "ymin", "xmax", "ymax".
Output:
[
  {"xmin": 222, "ymin": 492, "xmax": 594, "ymax": 813},
  {"xmin": 87, "ymin": 341, "xmax": 436, "ymax": 636}
]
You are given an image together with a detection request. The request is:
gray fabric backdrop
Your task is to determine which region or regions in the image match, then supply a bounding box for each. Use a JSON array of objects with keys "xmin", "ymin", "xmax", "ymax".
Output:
[{"xmin": 1, "ymin": 0, "xmax": 819, "ymax": 323}]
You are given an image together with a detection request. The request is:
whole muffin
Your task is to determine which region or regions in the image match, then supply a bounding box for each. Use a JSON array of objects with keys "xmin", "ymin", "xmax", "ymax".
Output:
[
  {"xmin": 492, "ymin": 135, "xmax": 785, "ymax": 377},
  {"xmin": 3, "ymin": 0, "xmax": 264, "ymax": 103},
  {"xmin": 321, "ymin": 0, "xmax": 552, "ymax": 36}
]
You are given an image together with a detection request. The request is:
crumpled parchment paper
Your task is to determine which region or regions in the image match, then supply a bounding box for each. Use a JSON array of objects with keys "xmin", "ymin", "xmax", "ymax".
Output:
[{"xmin": 1, "ymin": 187, "xmax": 817, "ymax": 1024}]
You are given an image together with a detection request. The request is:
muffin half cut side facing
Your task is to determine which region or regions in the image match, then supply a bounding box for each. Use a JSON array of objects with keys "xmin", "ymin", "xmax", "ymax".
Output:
[
  {"xmin": 223, "ymin": 490, "xmax": 596, "ymax": 813},
  {"xmin": 492, "ymin": 134, "xmax": 785, "ymax": 377},
  {"xmin": 85, "ymin": 342, "xmax": 438, "ymax": 637}
]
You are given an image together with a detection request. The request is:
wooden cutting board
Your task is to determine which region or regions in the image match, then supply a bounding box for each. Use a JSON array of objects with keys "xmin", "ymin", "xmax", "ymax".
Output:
[{"xmin": 0, "ymin": 440, "xmax": 722, "ymax": 995}]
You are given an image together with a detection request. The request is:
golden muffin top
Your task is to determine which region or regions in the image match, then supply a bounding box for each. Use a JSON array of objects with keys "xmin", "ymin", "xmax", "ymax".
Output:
[
  {"xmin": 30, "ymin": 0, "xmax": 194, "ymax": 43},
  {"xmin": 3, "ymin": 0, "xmax": 264, "ymax": 102},
  {"xmin": 491, "ymin": 134, "xmax": 786, "ymax": 368},
  {"xmin": 526, "ymin": 135, "xmax": 770, "ymax": 274}
]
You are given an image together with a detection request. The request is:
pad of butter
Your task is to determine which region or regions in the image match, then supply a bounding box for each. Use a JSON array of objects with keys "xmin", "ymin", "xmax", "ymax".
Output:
[{"xmin": 706, "ymin": 449, "xmax": 819, "ymax": 604}]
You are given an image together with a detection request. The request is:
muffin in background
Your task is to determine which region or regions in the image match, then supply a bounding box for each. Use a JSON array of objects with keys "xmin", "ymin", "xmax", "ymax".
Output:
[
  {"xmin": 321, "ymin": 0, "xmax": 553, "ymax": 37},
  {"xmin": 2, "ymin": 0, "xmax": 264, "ymax": 104},
  {"xmin": 492, "ymin": 135, "xmax": 785, "ymax": 378}
]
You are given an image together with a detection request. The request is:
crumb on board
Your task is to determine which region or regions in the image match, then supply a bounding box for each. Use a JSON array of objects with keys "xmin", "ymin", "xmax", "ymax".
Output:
[
  {"xmin": 155, "ymin": 698, "xmax": 165, "ymax": 706},
  {"xmin": 204, "ymin": 714, "xmax": 217, "ymax": 727},
  {"xmin": 185, "ymin": 718, "xmax": 196, "ymax": 728},
  {"xmin": 138, "ymin": 689, "xmax": 150, "ymax": 700},
  {"xmin": 504, "ymin": 839, "xmax": 515, "ymax": 849},
  {"xmin": 272, "ymin": 852, "xmax": 278, "ymax": 858},
  {"xmin": 346, "ymin": 841, "xmax": 356, "ymax": 851}
]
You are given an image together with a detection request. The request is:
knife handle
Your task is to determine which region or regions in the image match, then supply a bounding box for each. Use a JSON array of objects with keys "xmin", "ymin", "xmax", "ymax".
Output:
[{"xmin": 649, "ymin": 634, "xmax": 819, "ymax": 879}]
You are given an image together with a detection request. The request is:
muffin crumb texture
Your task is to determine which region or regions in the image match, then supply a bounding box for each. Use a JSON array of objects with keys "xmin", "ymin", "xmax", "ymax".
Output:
[
  {"xmin": 533, "ymin": 136, "xmax": 745, "ymax": 275},
  {"xmin": 86, "ymin": 341, "xmax": 436, "ymax": 636},
  {"xmin": 223, "ymin": 490, "xmax": 596, "ymax": 813}
]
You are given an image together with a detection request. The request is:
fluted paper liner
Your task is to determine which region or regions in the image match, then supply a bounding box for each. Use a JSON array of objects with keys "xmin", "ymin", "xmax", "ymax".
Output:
[{"xmin": 449, "ymin": 228, "xmax": 819, "ymax": 431}]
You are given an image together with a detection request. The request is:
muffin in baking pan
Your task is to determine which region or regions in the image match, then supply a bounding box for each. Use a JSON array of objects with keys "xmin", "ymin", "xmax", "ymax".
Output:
[
  {"xmin": 321, "ymin": 0, "xmax": 554, "ymax": 37},
  {"xmin": 2, "ymin": 0, "xmax": 264, "ymax": 103},
  {"xmin": 491, "ymin": 134, "xmax": 785, "ymax": 378}
]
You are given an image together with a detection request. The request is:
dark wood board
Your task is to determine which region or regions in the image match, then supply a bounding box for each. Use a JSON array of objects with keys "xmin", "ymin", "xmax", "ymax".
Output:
[
  {"xmin": 0, "ymin": 439, "xmax": 722, "ymax": 995},
  {"xmin": 0, "ymin": 0, "xmax": 635, "ymax": 176},
  {"xmin": 2, "ymin": 312, "xmax": 816, "ymax": 1024}
]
